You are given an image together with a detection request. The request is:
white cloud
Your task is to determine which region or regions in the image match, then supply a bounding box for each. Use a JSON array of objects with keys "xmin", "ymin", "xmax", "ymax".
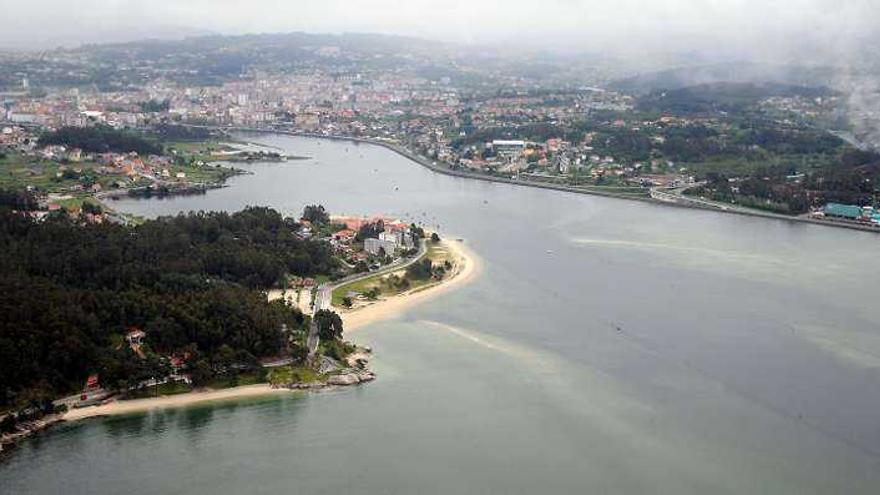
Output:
[{"xmin": 0, "ymin": 0, "xmax": 877, "ymax": 63}]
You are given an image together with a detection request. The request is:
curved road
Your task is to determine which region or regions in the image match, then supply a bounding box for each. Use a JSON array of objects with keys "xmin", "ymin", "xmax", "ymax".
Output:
[{"xmin": 306, "ymin": 238, "xmax": 428, "ymax": 357}]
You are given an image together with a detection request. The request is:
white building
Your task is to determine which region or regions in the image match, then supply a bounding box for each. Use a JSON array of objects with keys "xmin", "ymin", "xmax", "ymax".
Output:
[
  {"xmin": 490, "ymin": 140, "xmax": 526, "ymax": 157},
  {"xmin": 365, "ymin": 236, "xmax": 399, "ymax": 256}
]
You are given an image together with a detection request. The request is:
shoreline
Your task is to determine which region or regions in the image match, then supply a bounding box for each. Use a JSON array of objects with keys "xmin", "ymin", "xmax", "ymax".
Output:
[
  {"xmin": 22, "ymin": 240, "xmax": 480, "ymax": 428},
  {"xmin": 61, "ymin": 384, "xmax": 293, "ymax": 422},
  {"xmin": 200, "ymin": 125, "xmax": 880, "ymax": 235},
  {"xmin": 1, "ymin": 384, "xmax": 294, "ymax": 453},
  {"xmin": 338, "ymin": 238, "xmax": 481, "ymax": 332}
]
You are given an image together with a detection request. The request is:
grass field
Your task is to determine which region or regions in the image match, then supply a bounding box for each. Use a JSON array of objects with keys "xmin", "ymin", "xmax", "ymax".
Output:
[
  {"xmin": 0, "ymin": 150, "xmax": 237, "ymax": 196},
  {"xmin": 124, "ymin": 381, "xmax": 193, "ymax": 400},
  {"xmin": 681, "ymin": 153, "xmax": 836, "ymax": 178},
  {"xmin": 206, "ymin": 371, "xmax": 266, "ymax": 390},
  {"xmin": 267, "ymin": 366, "xmax": 323, "ymax": 386}
]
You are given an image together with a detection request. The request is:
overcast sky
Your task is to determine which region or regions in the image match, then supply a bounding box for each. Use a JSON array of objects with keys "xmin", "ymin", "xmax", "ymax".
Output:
[{"xmin": 1, "ymin": 0, "xmax": 877, "ymax": 63}]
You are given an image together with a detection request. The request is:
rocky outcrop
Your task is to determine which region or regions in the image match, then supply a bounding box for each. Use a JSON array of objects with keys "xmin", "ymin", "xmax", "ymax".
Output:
[
  {"xmin": 1, "ymin": 414, "xmax": 65, "ymax": 455},
  {"xmin": 317, "ymin": 356, "xmax": 343, "ymax": 374},
  {"xmin": 326, "ymin": 370, "xmax": 376, "ymax": 386},
  {"xmin": 285, "ymin": 346, "xmax": 375, "ymax": 390}
]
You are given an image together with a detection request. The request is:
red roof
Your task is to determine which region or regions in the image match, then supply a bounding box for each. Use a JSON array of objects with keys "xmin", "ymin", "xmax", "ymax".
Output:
[{"xmin": 86, "ymin": 374, "xmax": 100, "ymax": 388}]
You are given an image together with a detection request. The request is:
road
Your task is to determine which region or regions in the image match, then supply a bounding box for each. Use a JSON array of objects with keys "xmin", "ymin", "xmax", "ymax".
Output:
[{"xmin": 306, "ymin": 238, "xmax": 428, "ymax": 358}]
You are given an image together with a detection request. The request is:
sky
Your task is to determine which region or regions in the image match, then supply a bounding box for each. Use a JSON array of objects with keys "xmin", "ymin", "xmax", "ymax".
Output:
[{"xmin": 0, "ymin": 0, "xmax": 877, "ymax": 64}]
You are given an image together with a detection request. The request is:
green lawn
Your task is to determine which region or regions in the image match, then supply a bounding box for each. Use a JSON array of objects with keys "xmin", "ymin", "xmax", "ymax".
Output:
[
  {"xmin": 55, "ymin": 195, "xmax": 105, "ymax": 213},
  {"xmin": 681, "ymin": 153, "xmax": 836, "ymax": 178},
  {"xmin": 267, "ymin": 366, "xmax": 323, "ymax": 386},
  {"xmin": 0, "ymin": 149, "xmax": 239, "ymax": 199},
  {"xmin": 124, "ymin": 381, "xmax": 193, "ymax": 400},
  {"xmin": 0, "ymin": 153, "xmax": 104, "ymax": 192},
  {"xmin": 166, "ymin": 139, "xmax": 258, "ymax": 164},
  {"xmin": 206, "ymin": 371, "xmax": 266, "ymax": 389}
]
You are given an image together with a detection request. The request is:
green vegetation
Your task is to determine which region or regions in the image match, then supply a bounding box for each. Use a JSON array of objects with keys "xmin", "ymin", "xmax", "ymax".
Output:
[
  {"xmin": 331, "ymin": 240, "xmax": 453, "ymax": 306},
  {"xmin": 301, "ymin": 204, "xmax": 330, "ymax": 224},
  {"xmin": 0, "ymin": 152, "xmax": 101, "ymax": 192},
  {"xmin": 150, "ymin": 124, "xmax": 217, "ymax": 142},
  {"xmin": 125, "ymin": 380, "xmax": 192, "ymax": 399},
  {"xmin": 314, "ymin": 309, "xmax": 344, "ymax": 341},
  {"xmin": 686, "ymin": 148, "xmax": 880, "ymax": 213},
  {"xmin": 39, "ymin": 125, "xmax": 163, "ymax": 155},
  {"xmin": 205, "ymin": 370, "xmax": 266, "ymax": 390},
  {"xmin": 0, "ymin": 205, "xmax": 340, "ymax": 409},
  {"xmin": 139, "ymin": 99, "xmax": 171, "ymax": 113},
  {"xmin": 0, "ymin": 150, "xmax": 238, "ymax": 208},
  {"xmin": 635, "ymin": 82, "xmax": 832, "ymax": 116},
  {"xmin": 267, "ymin": 365, "xmax": 322, "ymax": 386}
]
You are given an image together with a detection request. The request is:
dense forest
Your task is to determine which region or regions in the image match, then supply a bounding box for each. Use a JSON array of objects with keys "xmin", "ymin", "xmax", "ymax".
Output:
[
  {"xmin": 38, "ymin": 125, "xmax": 163, "ymax": 155},
  {"xmin": 0, "ymin": 202, "xmax": 338, "ymax": 409},
  {"xmin": 149, "ymin": 123, "xmax": 219, "ymax": 142}
]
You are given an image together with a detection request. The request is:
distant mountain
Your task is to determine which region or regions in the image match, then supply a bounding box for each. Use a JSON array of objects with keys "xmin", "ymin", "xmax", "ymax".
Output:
[
  {"xmin": 0, "ymin": 32, "xmax": 457, "ymax": 90},
  {"xmin": 610, "ymin": 62, "xmax": 839, "ymax": 95}
]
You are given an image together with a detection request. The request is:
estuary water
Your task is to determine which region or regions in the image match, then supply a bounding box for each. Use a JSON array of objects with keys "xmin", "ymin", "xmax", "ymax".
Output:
[{"xmin": 3, "ymin": 133, "xmax": 879, "ymax": 494}]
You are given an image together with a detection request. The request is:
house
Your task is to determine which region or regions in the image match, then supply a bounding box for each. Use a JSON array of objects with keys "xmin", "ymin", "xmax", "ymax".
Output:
[
  {"xmin": 364, "ymin": 237, "xmax": 385, "ymax": 256},
  {"xmin": 332, "ymin": 229, "xmax": 356, "ymax": 243},
  {"xmin": 490, "ymin": 140, "xmax": 525, "ymax": 158},
  {"xmin": 85, "ymin": 374, "xmax": 100, "ymax": 392},
  {"xmin": 169, "ymin": 356, "xmax": 186, "ymax": 375},
  {"xmin": 125, "ymin": 328, "xmax": 146, "ymax": 346},
  {"xmin": 125, "ymin": 328, "xmax": 147, "ymax": 358},
  {"xmin": 80, "ymin": 374, "xmax": 101, "ymax": 401},
  {"xmin": 365, "ymin": 229, "xmax": 409, "ymax": 256}
]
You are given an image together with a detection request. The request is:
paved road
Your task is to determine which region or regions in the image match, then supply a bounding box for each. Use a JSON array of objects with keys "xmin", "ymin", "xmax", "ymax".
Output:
[{"xmin": 306, "ymin": 239, "xmax": 428, "ymax": 358}]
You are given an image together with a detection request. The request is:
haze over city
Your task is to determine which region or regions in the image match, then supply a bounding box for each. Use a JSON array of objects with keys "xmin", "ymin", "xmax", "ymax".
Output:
[{"xmin": 2, "ymin": 0, "xmax": 878, "ymax": 64}]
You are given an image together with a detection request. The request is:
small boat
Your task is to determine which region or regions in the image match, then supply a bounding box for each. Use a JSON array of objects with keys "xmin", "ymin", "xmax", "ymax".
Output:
[{"xmin": 546, "ymin": 250, "xmax": 553, "ymax": 254}]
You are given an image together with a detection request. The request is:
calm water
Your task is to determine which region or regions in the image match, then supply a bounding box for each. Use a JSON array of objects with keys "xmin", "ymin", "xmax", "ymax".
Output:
[{"xmin": 3, "ymin": 133, "xmax": 879, "ymax": 494}]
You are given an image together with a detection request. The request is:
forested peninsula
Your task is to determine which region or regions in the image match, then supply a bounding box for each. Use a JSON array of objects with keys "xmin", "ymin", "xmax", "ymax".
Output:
[{"xmin": 0, "ymin": 199, "xmax": 339, "ymax": 413}]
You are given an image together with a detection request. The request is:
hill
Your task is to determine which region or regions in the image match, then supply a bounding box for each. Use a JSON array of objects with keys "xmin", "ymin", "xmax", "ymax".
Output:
[{"xmin": 610, "ymin": 62, "xmax": 838, "ymax": 95}]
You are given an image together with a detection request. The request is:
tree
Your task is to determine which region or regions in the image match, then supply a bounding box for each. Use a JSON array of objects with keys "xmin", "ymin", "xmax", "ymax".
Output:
[
  {"xmin": 409, "ymin": 223, "xmax": 425, "ymax": 239},
  {"xmin": 406, "ymin": 258, "xmax": 434, "ymax": 281},
  {"xmin": 0, "ymin": 206, "xmax": 327, "ymax": 407},
  {"xmin": 302, "ymin": 204, "xmax": 329, "ymax": 224},
  {"xmin": 355, "ymin": 220, "xmax": 384, "ymax": 241},
  {"xmin": 81, "ymin": 201, "xmax": 102, "ymax": 215},
  {"xmin": 39, "ymin": 125, "xmax": 163, "ymax": 155},
  {"xmin": 314, "ymin": 309, "xmax": 344, "ymax": 341},
  {"xmin": 190, "ymin": 360, "xmax": 213, "ymax": 387}
]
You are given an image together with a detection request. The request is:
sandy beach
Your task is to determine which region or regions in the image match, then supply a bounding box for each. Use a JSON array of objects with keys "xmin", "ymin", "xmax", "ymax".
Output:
[
  {"xmin": 341, "ymin": 238, "xmax": 482, "ymax": 332},
  {"xmin": 62, "ymin": 384, "xmax": 292, "ymax": 421},
  {"xmin": 59, "ymin": 240, "xmax": 479, "ymax": 422}
]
